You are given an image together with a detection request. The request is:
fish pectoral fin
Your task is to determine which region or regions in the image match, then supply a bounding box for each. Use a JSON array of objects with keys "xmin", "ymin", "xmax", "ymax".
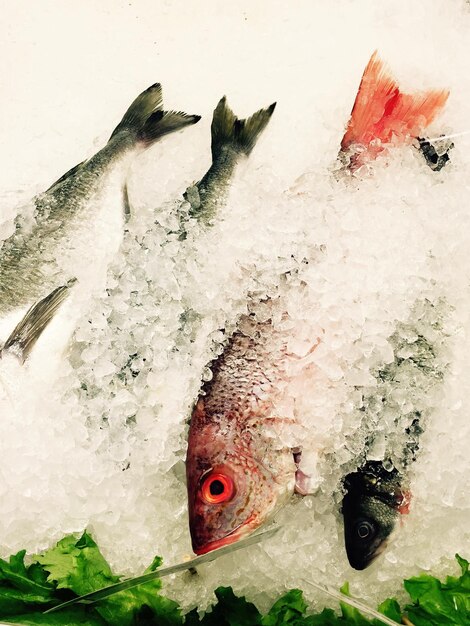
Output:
[
  {"xmin": 44, "ymin": 160, "xmax": 87, "ymax": 193},
  {"xmin": 184, "ymin": 184, "xmax": 202, "ymax": 211},
  {"xmin": 293, "ymin": 450, "xmax": 317, "ymax": 496},
  {"xmin": 294, "ymin": 468, "xmax": 313, "ymax": 496},
  {"xmin": 417, "ymin": 136, "xmax": 454, "ymax": 171},
  {"xmin": 1, "ymin": 280, "xmax": 75, "ymax": 363},
  {"xmin": 122, "ymin": 183, "xmax": 131, "ymax": 221}
]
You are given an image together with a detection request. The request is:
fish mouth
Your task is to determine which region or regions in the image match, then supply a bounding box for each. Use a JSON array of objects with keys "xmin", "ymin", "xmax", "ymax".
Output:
[
  {"xmin": 348, "ymin": 538, "xmax": 389, "ymax": 571},
  {"xmin": 192, "ymin": 515, "xmax": 256, "ymax": 555}
]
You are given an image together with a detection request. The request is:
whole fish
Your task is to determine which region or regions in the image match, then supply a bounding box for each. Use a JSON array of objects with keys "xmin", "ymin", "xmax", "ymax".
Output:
[
  {"xmin": 186, "ymin": 52, "xmax": 449, "ymax": 556},
  {"xmin": 0, "ymin": 83, "xmax": 200, "ymax": 316}
]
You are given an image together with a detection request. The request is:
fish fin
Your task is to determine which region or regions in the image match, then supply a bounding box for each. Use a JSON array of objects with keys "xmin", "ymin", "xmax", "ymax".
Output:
[
  {"xmin": 211, "ymin": 96, "xmax": 276, "ymax": 159},
  {"xmin": 122, "ymin": 183, "xmax": 131, "ymax": 221},
  {"xmin": 418, "ymin": 136, "xmax": 453, "ymax": 171},
  {"xmin": 398, "ymin": 490, "xmax": 412, "ymax": 515},
  {"xmin": 110, "ymin": 82, "xmax": 163, "ymax": 139},
  {"xmin": 294, "ymin": 469, "xmax": 312, "ymax": 496},
  {"xmin": 1, "ymin": 282, "xmax": 74, "ymax": 363},
  {"xmin": 139, "ymin": 109, "xmax": 201, "ymax": 145},
  {"xmin": 45, "ymin": 160, "xmax": 87, "ymax": 193},
  {"xmin": 110, "ymin": 83, "xmax": 200, "ymax": 145},
  {"xmin": 341, "ymin": 51, "xmax": 449, "ymax": 161}
]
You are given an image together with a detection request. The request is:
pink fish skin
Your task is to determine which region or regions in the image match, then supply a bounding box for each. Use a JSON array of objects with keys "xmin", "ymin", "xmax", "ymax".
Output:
[{"xmin": 186, "ymin": 314, "xmax": 298, "ymax": 555}]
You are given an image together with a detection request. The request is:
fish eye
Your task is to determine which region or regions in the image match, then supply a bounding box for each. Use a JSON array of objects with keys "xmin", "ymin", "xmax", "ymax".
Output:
[
  {"xmin": 356, "ymin": 520, "xmax": 375, "ymax": 540},
  {"xmin": 201, "ymin": 472, "xmax": 234, "ymax": 505}
]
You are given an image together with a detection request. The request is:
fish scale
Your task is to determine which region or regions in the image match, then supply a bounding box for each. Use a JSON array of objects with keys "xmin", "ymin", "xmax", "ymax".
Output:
[{"xmin": 201, "ymin": 321, "xmax": 289, "ymax": 421}]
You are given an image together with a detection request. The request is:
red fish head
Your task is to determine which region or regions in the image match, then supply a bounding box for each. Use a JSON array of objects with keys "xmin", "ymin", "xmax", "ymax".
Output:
[{"xmin": 186, "ymin": 408, "xmax": 293, "ymax": 555}]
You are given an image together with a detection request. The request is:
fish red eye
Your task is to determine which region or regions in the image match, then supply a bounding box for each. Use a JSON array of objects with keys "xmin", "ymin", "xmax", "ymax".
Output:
[{"xmin": 201, "ymin": 473, "xmax": 234, "ymax": 504}]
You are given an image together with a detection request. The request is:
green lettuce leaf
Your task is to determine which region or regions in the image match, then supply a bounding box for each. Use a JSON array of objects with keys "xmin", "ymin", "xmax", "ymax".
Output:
[
  {"xmin": 35, "ymin": 532, "xmax": 118, "ymax": 595},
  {"xmin": 375, "ymin": 598, "xmax": 402, "ymax": 623},
  {"xmin": 0, "ymin": 531, "xmax": 468, "ymax": 626},
  {"xmin": 0, "ymin": 550, "xmax": 55, "ymax": 615},
  {"xmin": 337, "ymin": 583, "xmax": 371, "ymax": 625},
  {"xmin": 404, "ymin": 554, "xmax": 470, "ymax": 625},
  {"xmin": 185, "ymin": 586, "xmax": 262, "ymax": 625},
  {"xmin": 261, "ymin": 589, "xmax": 308, "ymax": 625},
  {"xmin": 35, "ymin": 531, "xmax": 181, "ymax": 626},
  {"xmin": 4, "ymin": 606, "xmax": 107, "ymax": 624}
]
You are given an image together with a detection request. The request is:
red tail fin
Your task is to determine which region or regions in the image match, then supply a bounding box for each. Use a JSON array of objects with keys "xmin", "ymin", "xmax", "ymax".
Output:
[{"xmin": 341, "ymin": 51, "xmax": 449, "ymax": 166}]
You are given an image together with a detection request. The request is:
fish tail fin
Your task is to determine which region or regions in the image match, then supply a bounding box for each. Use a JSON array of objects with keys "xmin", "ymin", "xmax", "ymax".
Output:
[
  {"xmin": 211, "ymin": 96, "xmax": 276, "ymax": 160},
  {"xmin": 1, "ymin": 281, "xmax": 74, "ymax": 363},
  {"xmin": 341, "ymin": 51, "xmax": 449, "ymax": 160},
  {"xmin": 110, "ymin": 83, "xmax": 201, "ymax": 145}
]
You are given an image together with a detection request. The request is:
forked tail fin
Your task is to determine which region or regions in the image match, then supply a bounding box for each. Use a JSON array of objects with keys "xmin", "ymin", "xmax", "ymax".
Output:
[
  {"xmin": 45, "ymin": 85, "xmax": 200, "ymax": 192},
  {"xmin": 110, "ymin": 83, "xmax": 201, "ymax": 146},
  {"xmin": 211, "ymin": 96, "xmax": 276, "ymax": 160},
  {"xmin": 341, "ymin": 51, "xmax": 449, "ymax": 167}
]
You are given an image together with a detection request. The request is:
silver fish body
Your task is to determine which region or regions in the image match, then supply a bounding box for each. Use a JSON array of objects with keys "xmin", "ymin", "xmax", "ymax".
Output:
[{"xmin": 0, "ymin": 83, "xmax": 200, "ymax": 315}]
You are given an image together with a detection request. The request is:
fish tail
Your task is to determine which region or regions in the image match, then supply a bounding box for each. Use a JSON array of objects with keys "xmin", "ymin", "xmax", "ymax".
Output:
[
  {"xmin": 211, "ymin": 96, "xmax": 276, "ymax": 159},
  {"xmin": 341, "ymin": 51, "xmax": 449, "ymax": 159},
  {"xmin": 110, "ymin": 83, "xmax": 200, "ymax": 146}
]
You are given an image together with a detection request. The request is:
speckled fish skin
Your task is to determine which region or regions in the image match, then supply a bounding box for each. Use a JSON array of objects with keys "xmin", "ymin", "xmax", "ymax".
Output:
[
  {"xmin": 0, "ymin": 83, "xmax": 200, "ymax": 316},
  {"xmin": 186, "ymin": 314, "xmax": 297, "ymax": 555}
]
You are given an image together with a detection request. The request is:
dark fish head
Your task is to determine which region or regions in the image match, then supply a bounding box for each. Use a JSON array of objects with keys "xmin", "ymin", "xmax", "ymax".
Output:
[
  {"xmin": 186, "ymin": 400, "xmax": 294, "ymax": 555},
  {"xmin": 342, "ymin": 462, "xmax": 408, "ymax": 570},
  {"xmin": 342, "ymin": 493, "xmax": 398, "ymax": 570}
]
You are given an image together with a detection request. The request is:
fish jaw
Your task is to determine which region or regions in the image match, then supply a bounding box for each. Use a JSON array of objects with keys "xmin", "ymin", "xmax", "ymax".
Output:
[{"xmin": 192, "ymin": 513, "xmax": 259, "ymax": 555}]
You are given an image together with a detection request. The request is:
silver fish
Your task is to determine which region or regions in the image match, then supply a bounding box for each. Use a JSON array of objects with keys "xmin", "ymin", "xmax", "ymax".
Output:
[{"xmin": 0, "ymin": 83, "xmax": 200, "ymax": 315}]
